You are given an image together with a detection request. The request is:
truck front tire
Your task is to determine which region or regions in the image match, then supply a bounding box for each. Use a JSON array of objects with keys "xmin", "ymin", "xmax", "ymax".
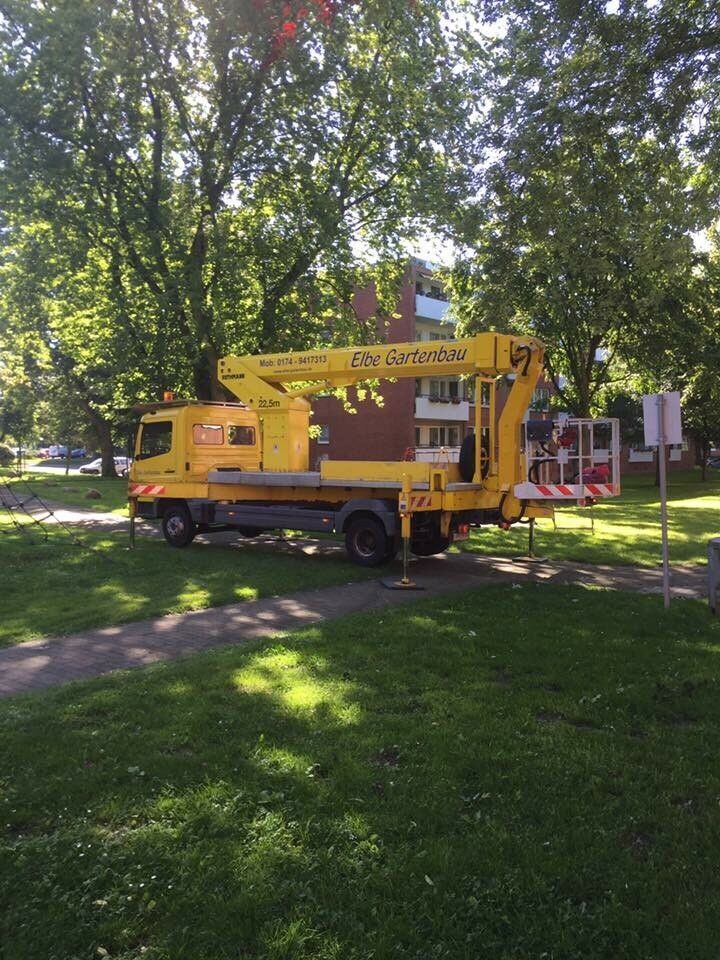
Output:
[
  {"xmin": 345, "ymin": 516, "xmax": 394, "ymax": 567},
  {"xmin": 162, "ymin": 504, "xmax": 197, "ymax": 548}
]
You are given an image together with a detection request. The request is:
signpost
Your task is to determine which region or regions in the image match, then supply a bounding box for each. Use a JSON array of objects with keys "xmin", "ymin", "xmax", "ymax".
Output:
[{"xmin": 642, "ymin": 392, "xmax": 682, "ymax": 609}]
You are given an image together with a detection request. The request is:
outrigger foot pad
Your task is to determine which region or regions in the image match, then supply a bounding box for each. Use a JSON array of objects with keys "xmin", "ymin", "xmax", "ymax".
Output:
[{"xmin": 380, "ymin": 578, "xmax": 425, "ymax": 590}]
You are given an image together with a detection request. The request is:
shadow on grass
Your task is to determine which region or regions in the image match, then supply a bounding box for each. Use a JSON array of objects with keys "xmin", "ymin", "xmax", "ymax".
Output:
[
  {"xmin": 2, "ymin": 585, "xmax": 720, "ymax": 959},
  {"xmin": 0, "ymin": 527, "xmax": 371, "ymax": 646},
  {"xmin": 463, "ymin": 470, "xmax": 720, "ymax": 567}
]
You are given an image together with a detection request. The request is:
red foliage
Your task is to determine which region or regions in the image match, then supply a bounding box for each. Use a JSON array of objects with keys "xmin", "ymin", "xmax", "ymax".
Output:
[{"xmin": 260, "ymin": 0, "xmax": 344, "ymax": 66}]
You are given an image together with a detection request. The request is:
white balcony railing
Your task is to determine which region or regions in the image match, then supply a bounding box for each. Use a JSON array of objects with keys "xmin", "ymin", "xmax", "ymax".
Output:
[
  {"xmin": 415, "ymin": 446, "xmax": 461, "ymax": 463},
  {"xmin": 415, "ymin": 294, "xmax": 450, "ymax": 322},
  {"xmin": 415, "ymin": 396, "xmax": 469, "ymax": 421}
]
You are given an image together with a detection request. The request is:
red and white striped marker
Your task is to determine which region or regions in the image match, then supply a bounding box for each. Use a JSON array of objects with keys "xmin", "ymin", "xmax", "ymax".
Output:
[
  {"xmin": 129, "ymin": 483, "xmax": 166, "ymax": 496},
  {"xmin": 514, "ymin": 482, "xmax": 617, "ymax": 500}
]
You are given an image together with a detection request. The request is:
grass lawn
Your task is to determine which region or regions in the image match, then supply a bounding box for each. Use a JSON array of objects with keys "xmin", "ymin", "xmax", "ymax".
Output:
[
  {"xmin": 2, "ymin": 585, "xmax": 720, "ymax": 959},
  {"xmin": 462, "ymin": 469, "xmax": 720, "ymax": 567},
  {"xmin": 2, "ymin": 469, "xmax": 129, "ymax": 514},
  {"xmin": 0, "ymin": 523, "xmax": 370, "ymax": 646}
]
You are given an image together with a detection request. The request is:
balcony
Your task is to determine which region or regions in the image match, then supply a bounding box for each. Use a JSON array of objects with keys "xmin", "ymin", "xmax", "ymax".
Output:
[
  {"xmin": 415, "ymin": 396, "xmax": 469, "ymax": 421},
  {"xmin": 415, "ymin": 293, "xmax": 451, "ymax": 322},
  {"xmin": 415, "ymin": 447, "xmax": 460, "ymax": 463}
]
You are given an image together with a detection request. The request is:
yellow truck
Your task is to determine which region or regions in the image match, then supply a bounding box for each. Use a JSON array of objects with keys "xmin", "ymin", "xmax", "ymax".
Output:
[{"xmin": 128, "ymin": 332, "xmax": 620, "ymax": 566}]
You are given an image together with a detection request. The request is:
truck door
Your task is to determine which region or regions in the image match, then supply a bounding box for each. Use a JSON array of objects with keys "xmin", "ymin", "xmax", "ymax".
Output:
[{"xmin": 134, "ymin": 417, "xmax": 178, "ymax": 483}]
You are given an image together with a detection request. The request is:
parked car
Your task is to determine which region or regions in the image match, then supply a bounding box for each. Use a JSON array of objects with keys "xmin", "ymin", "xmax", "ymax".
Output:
[
  {"xmin": 707, "ymin": 456, "xmax": 720, "ymax": 470},
  {"xmin": 37, "ymin": 448, "xmax": 50, "ymax": 458},
  {"xmin": 48, "ymin": 444, "xmax": 69, "ymax": 458},
  {"xmin": 79, "ymin": 456, "xmax": 131, "ymax": 477},
  {"xmin": 71, "ymin": 447, "xmax": 87, "ymax": 458}
]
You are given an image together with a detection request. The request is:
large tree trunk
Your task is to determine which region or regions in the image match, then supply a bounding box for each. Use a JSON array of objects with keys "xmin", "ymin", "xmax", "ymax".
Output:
[
  {"xmin": 192, "ymin": 340, "xmax": 226, "ymax": 401},
  {"xmin": 81, "ymin": 404, "xmax": 117, "ymax": 478}
]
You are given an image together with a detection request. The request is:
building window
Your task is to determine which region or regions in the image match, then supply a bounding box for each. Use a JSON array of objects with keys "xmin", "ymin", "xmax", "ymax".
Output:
[
  {"xmin": 318, "ymin": 425, "xmax": 330, "ymax": 444},
  {"xmin": 448, "ymin": 380, "xmax": 459, "ymax": 399},
  {"xmin": 447, "ymin": 426, "xmax": 459, "ymax": 447},
  {"xmin": 480, "ymin": 382, "xmax": 491, "ymax": 406},
  {"xmin": 531, "ymin": 388, "xmax": 550, "ymax": 411},
  {"xmin": 228, "ymin": 425, "xmax": 256, "ymax": 446},
  {"xmin": 415, "ymin": 281, "xmax": 424, "ymax": 294},
  {"xmin": 429, "ymin": 427, "xmax": 440, "ymax": 447},
  {"xmin": 415, "ymin": 428, "xmax": 421, "ymax": 447}
]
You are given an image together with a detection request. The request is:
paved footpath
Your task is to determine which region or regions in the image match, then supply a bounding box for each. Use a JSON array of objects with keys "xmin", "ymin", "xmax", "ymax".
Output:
[{"xmin": 0, "ymin": 549, "xmax": 706, "ymax": 699}]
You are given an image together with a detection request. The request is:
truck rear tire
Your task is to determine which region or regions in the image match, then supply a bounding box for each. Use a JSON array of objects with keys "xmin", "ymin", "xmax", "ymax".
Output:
[
  {"xmin": 411, "ymin": 535, "xmax": 450, "ymax": 557},
  {"xmin": 162, "ymin": 504, "xmax": 196, "ymax": 548},
  {"xmin": 345, "ymin": 516, "xmax": 393, "ymax": 567}
]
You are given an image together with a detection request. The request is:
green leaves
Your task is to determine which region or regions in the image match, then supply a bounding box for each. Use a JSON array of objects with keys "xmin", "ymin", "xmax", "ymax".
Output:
[
  {"xmin": 0, "ymin": 0, "xmax": 472, "ymax": 412},
  {"xmin": 448, "ymin": 0, "xmax": 710, "ymax": 416}
]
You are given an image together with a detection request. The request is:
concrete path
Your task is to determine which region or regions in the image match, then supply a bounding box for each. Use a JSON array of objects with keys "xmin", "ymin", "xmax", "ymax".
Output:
[{"xmin": 0, "ymin": 548, "xmax": 707, "ymax": 699}]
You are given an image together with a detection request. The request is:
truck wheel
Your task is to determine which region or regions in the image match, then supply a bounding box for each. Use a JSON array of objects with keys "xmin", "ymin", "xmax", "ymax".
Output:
[
  {"xmin": 459, "ymin": 434, "xmax": 490, "ymax": 483},
  {"xmin": 345, "ymin": 516, "xmax": 392, "ymax": 567},
  {"xmin": 162, "ymin": 504, "xmax": 196, "ymax": 548},
  {"xmin": 411, "ymin": 536, "xmax": 450, "ymax": 557}
]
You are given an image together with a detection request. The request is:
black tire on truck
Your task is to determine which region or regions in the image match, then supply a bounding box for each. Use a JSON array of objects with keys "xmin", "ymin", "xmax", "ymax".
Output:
[
  {"xmin": 161, "ymin": 503, "xmax": 197, "ymax": 548},
  {"xmin": 459, "ymin": 433, "xmax": 490, "ymax": 483},
  {"xmin": 410, "ymin": 535, "xmax": 450, "ymax": 557},
  {"xmin": 345, "ymin": 515, "xmax": 394, "ymax": 567}
]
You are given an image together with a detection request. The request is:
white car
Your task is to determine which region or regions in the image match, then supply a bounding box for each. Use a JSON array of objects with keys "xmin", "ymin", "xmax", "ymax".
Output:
[{"xmin": 79, "ymin": 456, "xmax": 131, "ymax": 477}]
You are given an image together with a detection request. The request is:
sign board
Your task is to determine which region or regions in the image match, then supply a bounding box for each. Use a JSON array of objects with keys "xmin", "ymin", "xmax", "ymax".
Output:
[{"xmin": 642, "ymin": 392, "xmax": 683, "ymax": 447}]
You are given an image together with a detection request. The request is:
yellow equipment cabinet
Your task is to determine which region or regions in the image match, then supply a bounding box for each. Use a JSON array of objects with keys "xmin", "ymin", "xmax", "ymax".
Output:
[{"xmin": 128, "ymin": 333, "xmax": 620, "ymax": 566}]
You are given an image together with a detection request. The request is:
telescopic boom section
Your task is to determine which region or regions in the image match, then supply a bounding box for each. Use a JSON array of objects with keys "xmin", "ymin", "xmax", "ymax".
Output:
[{"xmin": 218, "ymin": 332, "xmax": 544, "ymax": 486}]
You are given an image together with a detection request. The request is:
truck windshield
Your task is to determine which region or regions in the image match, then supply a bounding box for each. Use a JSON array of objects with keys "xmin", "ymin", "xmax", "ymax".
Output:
[{"xmin": 138, "ymin": 421, "xmax": 173, "ymax": 459}]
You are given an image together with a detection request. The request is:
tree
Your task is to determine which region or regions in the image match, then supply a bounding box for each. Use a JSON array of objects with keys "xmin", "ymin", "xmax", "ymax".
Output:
[
  {"xmin": 0, "ymin": 0, "xmax": 472, "ymax": 403},
  {"xmin": 446, "ymin": 1, "xmax": 707, "ymax": 417}
]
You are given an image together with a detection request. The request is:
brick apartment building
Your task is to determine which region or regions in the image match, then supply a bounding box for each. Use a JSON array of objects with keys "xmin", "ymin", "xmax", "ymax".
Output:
[
  {"xmin": 309, "ymin": 258, "xmax": 698, "ymax": 474},
  {"xmin": 308, "ymin": 258, "xmax": 533, "ymax": 467}
]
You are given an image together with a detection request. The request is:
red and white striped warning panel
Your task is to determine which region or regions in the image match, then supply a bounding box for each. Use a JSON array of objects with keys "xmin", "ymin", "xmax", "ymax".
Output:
[
  {"xmin": 129, "ymin": 483, "xmax": 166, "ymax": 497},
  {"xmin": 514, "ymin": 482, "xmax": 618, "ymax": 500},
  {"xmin": 409, "ymin": 495, "xmax": 433, "ymax": 509}
]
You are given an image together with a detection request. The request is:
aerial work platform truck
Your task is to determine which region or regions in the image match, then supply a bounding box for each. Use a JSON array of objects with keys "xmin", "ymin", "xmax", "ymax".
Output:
[{"xmin": 128, "ymin": 332, "xmax": 620, "ymax": 566}]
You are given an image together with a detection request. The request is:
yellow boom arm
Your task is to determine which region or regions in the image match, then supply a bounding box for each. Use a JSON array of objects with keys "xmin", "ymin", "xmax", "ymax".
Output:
[{"xmin": 218, "ymin": 332, "xmax": 544, "ymax": 487}]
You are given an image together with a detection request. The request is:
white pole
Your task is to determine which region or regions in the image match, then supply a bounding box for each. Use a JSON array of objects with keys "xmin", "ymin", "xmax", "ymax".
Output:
[{"xmin": 657, "ymin": 393, "xmax": 671, "ymax": 609}]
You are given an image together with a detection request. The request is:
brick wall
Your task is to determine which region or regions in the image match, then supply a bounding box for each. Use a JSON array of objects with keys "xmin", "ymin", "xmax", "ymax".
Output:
[{"xmin": 309, "ymin": 269, "xmax": 417, "ymax": 465}]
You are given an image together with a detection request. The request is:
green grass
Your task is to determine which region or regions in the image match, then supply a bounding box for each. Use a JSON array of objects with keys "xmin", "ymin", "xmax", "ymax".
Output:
[
  {"xmin": 2, "ymin": 585, "xmax": 720, "ymax": 959},
  {"xmin": 2, "ymin": 470, "xmax": 129, "ymax": 514},
  {"xmin": 0, "ymin": 523, "xmax": 370, "ymax": 646},
  {"xmin": 462, "ymin": 469, "xmax": 720, "ymax": 567}
]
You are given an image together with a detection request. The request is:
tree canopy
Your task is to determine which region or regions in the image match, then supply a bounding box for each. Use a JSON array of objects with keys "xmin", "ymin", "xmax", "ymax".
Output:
[
  {"xmin": 1, "ymin": 0, "xmax": 719, "ymax": 465},
  {"xmin": 448, "ymin": 0, "xmax": 714, "ymax": 418},
  {"xmin": 0, "ymin": 0, "xmax": 472, "ymax": 455}
]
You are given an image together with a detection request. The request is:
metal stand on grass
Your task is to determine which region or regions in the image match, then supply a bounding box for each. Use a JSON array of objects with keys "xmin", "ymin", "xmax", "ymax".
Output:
[
  {"xmin": 381, "ymin": 477, "xmax": 425, "ymax": 590},
  {"xmin": 512, "ymin": 518, "xmax": 547, "ymax": 564}
]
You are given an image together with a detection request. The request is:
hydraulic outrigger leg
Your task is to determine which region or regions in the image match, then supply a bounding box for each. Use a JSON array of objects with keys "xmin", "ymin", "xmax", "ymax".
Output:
[{"xmin": 381, "ymin": 474, "xmax": 424, "ymax": 590}]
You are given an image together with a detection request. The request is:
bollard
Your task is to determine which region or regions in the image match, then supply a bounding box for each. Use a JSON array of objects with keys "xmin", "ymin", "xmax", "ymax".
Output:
[{"xmin": 708, "ymin": 538, "xmax": 720, "ymax": 615}]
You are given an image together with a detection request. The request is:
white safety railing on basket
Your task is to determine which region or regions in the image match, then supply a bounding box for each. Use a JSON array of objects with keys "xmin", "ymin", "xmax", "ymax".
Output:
[{"xmin": 514, "ymin": 417, "xmax": 621, "ymax": 503}]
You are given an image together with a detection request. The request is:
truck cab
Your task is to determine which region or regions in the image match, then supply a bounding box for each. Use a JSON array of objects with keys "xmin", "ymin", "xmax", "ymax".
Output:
[{"xmin": 131, "ymin": 401, "xmax": 260, "ymax": 487}]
